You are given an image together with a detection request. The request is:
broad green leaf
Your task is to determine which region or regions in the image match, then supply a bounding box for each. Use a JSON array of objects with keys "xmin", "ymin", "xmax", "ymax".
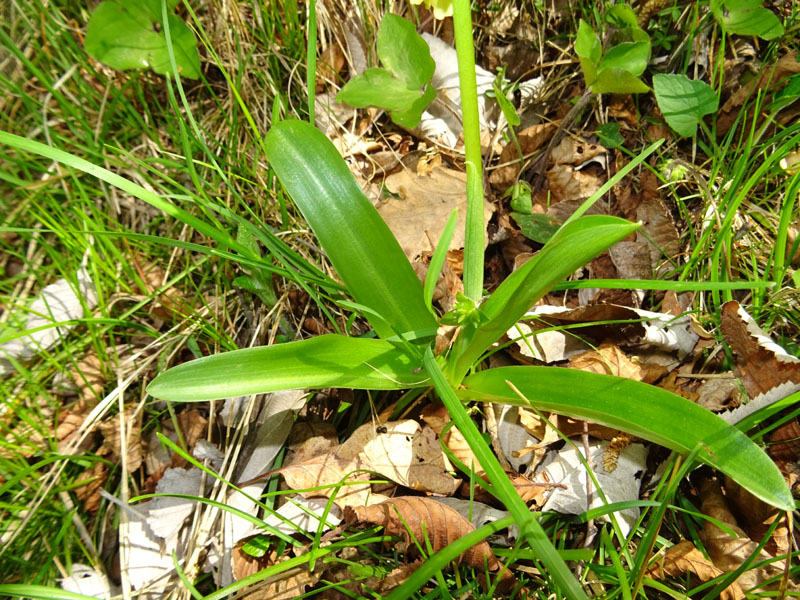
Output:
[
  {"xmin": 653, "ymin": 74, "xmax": 718, "ymax": 137},
  {"xmin": 377, "ymin": 14, "xmax": 435, "ymax": 90},
  {"xmin": 711, "ymin": 0, "xmax": 784, "ymax": 40},
  {"xmin": 460, "ymin": 366, "xmax": 794, "ymax": 511},
  {"xmin": 390, "ymin": 85, "xmax": 436, "ymax": 128},
  {"xmin": 336, "ymin": 68, "xmax": 427, "ymax": 112},
  {"xmin": 264, "ymin": 120, "xmax": 437, "ymax": 340},
  {"xmin": 510, "ymin": 212, "xmax": 560, "ymax": 243},
  {"xmin": 575, "ymin": 20, "xmax": 602, "ymax": 65},
  {"xmin": 606, "ymin": 5, "xmax": 651, "ymax": 42},
  {"xmin": 147, "ymin": 335, "xmax": 428, "ymax": 402},
  {"xmin": 447, "ymin": 216, "xmax": 639, "ymax": 380},
  {"xmin": 596, "ymin": 42, "xmax": 650, "ymax": 76},
  {"xmin": 591, "ymin": 68, "xmax": 650, "ymax": 94},
  {"xmin": 84, "ymin": 0, "xmax": 200, "ymax": 79}
]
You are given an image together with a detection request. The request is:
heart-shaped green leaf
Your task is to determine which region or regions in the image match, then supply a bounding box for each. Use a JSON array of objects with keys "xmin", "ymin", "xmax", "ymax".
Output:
[
  {"xmin": 85, "ymin": 0, "xmax": 200, "ymax": 78},
  {"xmin": 653, "ymin": 74, "xmax": 718, "ymax": 137}
]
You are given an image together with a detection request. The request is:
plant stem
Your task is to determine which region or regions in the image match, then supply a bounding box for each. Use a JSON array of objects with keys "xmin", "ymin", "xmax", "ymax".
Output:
[
  {"xmin": 452, "ymin": 0, "xmax": 485, "ymax": 302},
  {"xmin": 306, "ymin": 0, "xmax": 318, "ymax": 124},
  {"xmin": 423, "ymin": 348, "xmax": 589, "ymax": 599}
]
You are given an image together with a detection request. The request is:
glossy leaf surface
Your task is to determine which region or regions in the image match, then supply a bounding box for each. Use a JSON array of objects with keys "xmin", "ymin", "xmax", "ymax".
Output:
[
  {"xmin": 448, "ymin": 216, "xmax": 639, "ymax": 380},
  {"xmin": 265, "ymin": 120, "xmax": 437, "ymax": 340},
  {"xmin": 148, "ymin": 335, "xmax": 428, "ymax": 402},
  {"xmin": 461, "ymin": 366, "xmax": 794, "ymax": 511}
]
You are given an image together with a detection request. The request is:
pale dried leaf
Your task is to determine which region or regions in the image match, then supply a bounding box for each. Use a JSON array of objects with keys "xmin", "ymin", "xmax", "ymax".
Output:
[
  {"xmin": 543, "ymin": 440, "xmax": 647, "ymax": 537},
  {"xmin": 147, "ymin": 467, "xmax": 204, "ymax": 540},
  {"xmin": 0, "ymin": 267, "xmax": 98, "ymax": 374},
  {"xmin": 263, "ymin": 495, "xmax": 342, "ymax": 536},
  {"xmin": 381, "ymin": 167, "xmax": 493, "ymax": 260},
  {"xmin": 58, "ymin": 564, "xmax": 117, "ymax": 599}
]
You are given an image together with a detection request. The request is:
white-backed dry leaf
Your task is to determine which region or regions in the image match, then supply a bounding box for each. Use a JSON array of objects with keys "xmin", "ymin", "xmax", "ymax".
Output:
[
  {"xmin": 357, "ymin": 420, "xmax": 459, "ymax": 495},
  {"xmin": 262, "ymin": 495, "xmax": 342, "ymax": 537},
  {"xmin": 645, "ymin": 540, "xmax": 744, "ymax": 600},
  {"xmin": 120, "ymin": 503, "xmax": 179, "ymax": 592},
  {"xmin": 719, "ymin": 301, "xmax": 800, "ymax": 424},
  {"xmin": 278, "ymin": 451, "xmax": 374, "ymax": 508},
  {"xmin": 0, "ymin": 267, "xmax": 98, "ymax": 375},
  {"xmin": 381, "ymin": 167, "xmax": 493, "ymax": 260},
  {"xmin": 543, "ymin": 440, "xmax": 647, "ymax": 537},
  {"xmin": 416, "ymin": 33, "xmax": 495, "ymax": 147},
  {"xmin": 147, "ymin": 467, "xmax": 204, "ymax": 540},
  {"xmin": 58, "ymin": 563, "xmax": 117, "ymax": 599}
]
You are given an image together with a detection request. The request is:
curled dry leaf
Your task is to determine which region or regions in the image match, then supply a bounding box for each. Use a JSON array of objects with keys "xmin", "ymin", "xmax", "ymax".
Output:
[
  {"xmin": 719, "ymin": 301, "xmax": 800, "ymax": 424},
  {"xmin": 489, "ymin": 122, "xmax": 558, "ymax": 190},
  {"xmin": 569, "ymin": 343, "xmax": 666, "ymax": 384},
  {"xmin": 98, "ymin": 405, "xmax": 142, "ymax": 472},
  {"xmin": 645, "ymin": 540, "xmax": 744, "ymax": 600},
  {"xmin": 344, "ymin": 496, "xmax": 512, "ymax": 587}
]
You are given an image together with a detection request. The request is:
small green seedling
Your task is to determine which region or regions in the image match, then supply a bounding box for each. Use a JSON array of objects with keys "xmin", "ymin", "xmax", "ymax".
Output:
[
  {"xmin": 336, "ymin": 14, "xmax": 435, "ymax": 128},
  {"xmin": 653, "ymin": 74, "xmax": 719, "ymax": 137},
  {"xmin": 506, "ymin": 182, "xmax": 560, "ymax": 244},
  {"xmin": 85, "ymin": 0, "xmax": 200, "ymax": 79},
  {"xmin": 575, "ymin": 6, "xmax": 651, "ymax": 94},
  {"xmin": 711, "ymin": 0, "xmax": 785, "ymax": 40}
]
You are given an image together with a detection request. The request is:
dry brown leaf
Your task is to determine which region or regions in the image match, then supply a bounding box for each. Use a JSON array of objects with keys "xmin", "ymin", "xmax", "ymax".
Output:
[
  {"xmin": 344, "ymin": 496, "xmax": 513, "ymax": 588},
  {"xmin": 73, "ymin": 461, "xmax": 108, "ymax": 512},
  {"xmin": 421, "ymin": 403, "xmax": 480, "ymax": 473},
  {"xmin": 98, "ymin": 406, "xmax": 142, "ymax": 472},
  {"xmin": 767, "ymin": 418, "xmax": 800, "ymax": 463},
  {"xmin": 723, "ymin": 475, "xmax": 791, "ymax": 558},
  {"xmin": 720, "ymin": 301, "xmax": 800, "ymax": 405},
  {"xmin": 698, "ymin": 477, "xmax": 793, "ymax": 592},
  {"xmin": 233, "ymin": 544, "xmax": 323, "ymax": 599},
  {"xmin": 569, "ymin": 343, "xmax": 666, "ymax": 384},
  {"xmin": 278, "ymin": 451, "xmax": 374, "ymax": 508},
  {"xmin": 645, "ymin": 540, "xmax": 744, "ymax": 600},
  {"xmin": 381, "ymin": 166, "xmax": 493, "ymax": 260},
  {"xmin": 488, "ymin": 122, "xmax": 557, "ymax": 189},
  {"xmin": 342, "ymin": 420, "xmax": 459, "ymax": 495}
]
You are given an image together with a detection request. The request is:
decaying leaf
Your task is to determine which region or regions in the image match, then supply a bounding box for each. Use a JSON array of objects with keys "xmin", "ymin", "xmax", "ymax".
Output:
[
  {"xmin": 719, "ymin": 301, "xmax": 800, "ymax": 424},
  {"xmin": 569, "ymin": 343, "xmax": 666, "ymax": 384},
  {"xmin": 98, "ymin": 405, "xmax": 143, "ymax": 472},
  {"xmin": 380, "ymin": 166, "xmax": 493, "ymax": 260},
  {"xmin": 73, "ymin": 461, "xmax": 108, "ymax": 512},
  {"xmin": 698, "ymin": 477, "xmax": 794, "ymax": 593},
  {"xmin": 344, "ymin": 496, "xmax": 512, "ymax": 587},
  {"xmin": 645, "ymin": 540, "xmax": 744, "ymax": 600},
  {"xmin": 489, "ymin": 122, "xmax": 558, "ymax": 189}
]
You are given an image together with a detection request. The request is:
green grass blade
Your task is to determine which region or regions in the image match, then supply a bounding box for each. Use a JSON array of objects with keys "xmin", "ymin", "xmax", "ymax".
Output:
[
  {"xmin": 0, "ymin": 131, "xmax": 243, "ymax": 255},
  {"xmin": 0, "ymin": 585, "xmax": 98, "ymax": 600},
  {"xmin": 449, "ymin": 216, "xmax": 639, "ymax": 381},
  {"xmin": 423, "ymin": 349, "xmax": 589, "ymax": 599},
  {"xmin": 424, "ymin": 208, "xmax": 458, "ymax": 312},
  {"xmin": 264, "ymin": 120, "xmax": 437, "ymax": 340},
  {"xmin": 148, "ymin": 335, "xmax": 429, "ymax": 402},
  {"xmin": 461, "ymin": 366, "xmax": 794, "ymax": 511}
]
